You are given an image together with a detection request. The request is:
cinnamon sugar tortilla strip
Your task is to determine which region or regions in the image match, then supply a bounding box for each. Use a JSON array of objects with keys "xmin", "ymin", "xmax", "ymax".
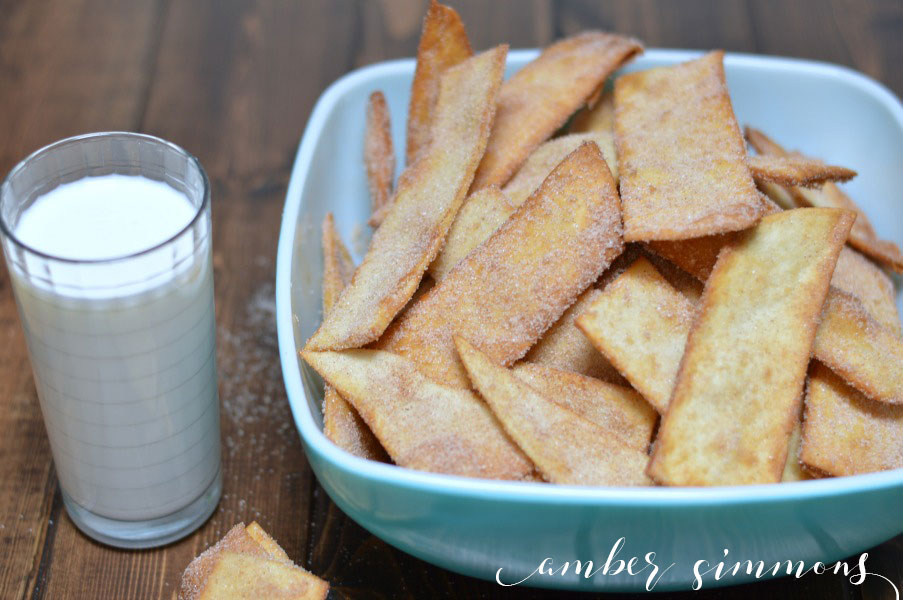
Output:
[
  {"xmin": 471, "ymin": 31, "xmax": 642, "ymax": 189},
  {"xmin": 781, "ymin": 419, "xmax": 811, "ymax": 482},
  {"xmin": 320, "ymin": 215, "xmax": 387, "ymax": 461},
  {"xmin": 569, "ymin": 89, "xmax": 615, "ymax": 135},
  {"xmin": 405, "ymin": 0, "xmax": 472, "ymax": 166},
  {"xmin": 199, "ymin": 552, "xmax": 329, "ymax": 600},
  {"xmin": 522, "ymin": 287, "xmax": 625, "ymax": 384},
  {"xmin": 640, "ymin": 249, "xmax": 704, "ymax": 303},
  {"xmin": 512, "ymin": 362, "xmax": 656, "ymax": 450},
  {"xmin": 456, "ymin": 338, "xmax": 651, "ymax": 486},
  {"xmin": 615, "ymin": 51, "xmax": 765, "ymax": 241},
  {"xmin": 244, "ymin": 522, "xmax": 291, "ymax": 562},
  {"xmin": 427, "ymin": 185, "xmax": 513, "ymax": 281},
  {"xmin": 364, "ymin": 92, "xmax": 395, "ymax": 226},
  {"xmin": 377, "ymin": 142, "xmax": 624, "ymax": 387},
  {"xmin": 802, "ymin": 363, "xmax": 903, "ymax": 476},
  {"xmin": 648, "ymin": 208, "xmax": 854, "ymax": 486},
  {"xmin": 746, "ymin": 154, "xmax": 856, "ymax": 187},
  {"xmin": 745, "ymin": 127, "xmax": 903, "ymax": 273},
  {"xmin": 305, "ymin": 46, "xmax": 507, "ymax": 351},
  {"xmin": 429, "ymin": 132, "xmax": 617, "ymax": 282},
  {"xmin": 831, "ymin": 247, "xmax": 900, "ymax": 335},
  {"xmin": 302, "ymin": 349, "xmax": 533, "ymax": 480},
  {"xmin": 577, "ymin": 257, "xmax": 695, "ymax": 414},
  {"xmin": 813, "ymin": 289, "xmax": 903, "ymax": 405}
]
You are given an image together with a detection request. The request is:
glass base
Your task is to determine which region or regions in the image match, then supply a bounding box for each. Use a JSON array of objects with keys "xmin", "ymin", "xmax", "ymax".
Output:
[{"xmin": 62, "ymin": 467, "xmax": 222, "ymax": 549}]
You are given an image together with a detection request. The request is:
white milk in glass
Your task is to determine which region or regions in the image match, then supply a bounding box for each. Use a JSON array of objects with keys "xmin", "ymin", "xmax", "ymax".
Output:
[{"xmin": 9, "ymin": 175, "xmax": 220, "ymax": 521}]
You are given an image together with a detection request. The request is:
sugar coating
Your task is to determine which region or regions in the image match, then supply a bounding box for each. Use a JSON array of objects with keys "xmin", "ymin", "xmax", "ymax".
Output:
[
  {"xmin": 363, "ymin": 91, "xmax": 395, "ymax": 223},
  {"xmin": 615, "ymin": 51, "xmax": 765, "ymax": 241}
]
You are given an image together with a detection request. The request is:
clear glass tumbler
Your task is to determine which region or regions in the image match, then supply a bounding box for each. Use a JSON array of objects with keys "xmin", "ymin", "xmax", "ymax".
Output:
[{"xmin": 0, "ymin": 132, "xmax": 221, "ymax": 548}]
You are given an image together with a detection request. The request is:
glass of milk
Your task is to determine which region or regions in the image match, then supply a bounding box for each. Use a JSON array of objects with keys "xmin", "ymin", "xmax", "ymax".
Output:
[{"xmin": 0, "ymin": 132, "xmax": 221, "ymax": 548}]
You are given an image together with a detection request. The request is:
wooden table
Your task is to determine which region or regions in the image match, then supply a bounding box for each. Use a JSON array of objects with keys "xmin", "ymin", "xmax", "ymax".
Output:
[{"xmin": 1, "ymin": 1, "xmax": 900, "ymax": 598}]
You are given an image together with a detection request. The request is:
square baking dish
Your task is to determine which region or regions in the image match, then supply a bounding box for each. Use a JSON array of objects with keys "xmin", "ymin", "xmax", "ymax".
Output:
[{"xmin": 276, "ymin": 49, "xmax": 903, "ymax": 592}]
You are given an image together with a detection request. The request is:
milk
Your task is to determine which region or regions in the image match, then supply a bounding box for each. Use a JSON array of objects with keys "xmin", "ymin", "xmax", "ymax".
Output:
[{"xmin": 8, "ymin": 175, "xmax": 220, "ymax": 521}]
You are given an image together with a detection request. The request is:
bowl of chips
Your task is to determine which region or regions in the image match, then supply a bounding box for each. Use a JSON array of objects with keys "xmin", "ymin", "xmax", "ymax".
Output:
[{"xmin": 277, "ymin": 9, "xmax": 903, "ymax": 591}]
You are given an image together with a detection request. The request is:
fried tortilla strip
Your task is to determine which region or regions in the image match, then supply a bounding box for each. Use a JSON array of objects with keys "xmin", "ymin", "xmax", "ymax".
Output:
[
  {"xmin": 831, "ymin": 247, "xmax": 900, "ymax": 335},
  {"xmin": 781, "ymin": 419, "xmax": 811, "ymax": 482},
  {"xmin": 405, "ymin": 0, "xmax": 472, "ymax": 165},
  {"xmin": 456, "ymin": 338, "xmax": 651, "ymax": 486},
  {"xmin": 377, "ymin": 142, "xmax": 624, "ymax": 387},
  {"xmin": 644, "ymin": 234, "xmax": 736, "ymax": 282},
  {"xmin": 471, "ymin": 31, "xmax": 642, "ymax": 189},
  {"xmin": 813, "ymin": 289, "xmax": 903, "ymax": 405},
  {"xmin": 245, "ymin": 522, "xmax": 291, "ymax": 562},
  {"xmin": 648, "ymin": 208, "xmax": 854, "ymax": 486},
  {"xmin": 364, "ymin": 91, "xmax": 395, "ymax": 226},
  {"xmin": 319, "ymin": 215, "xmax": 388, "ymax": 461},
  {"xmin": 199, "ymin": 552, "xmax": 329, "ymax": 600},
  {"xmin": 615, "ymin": 51, "xmax": 765, "ymax": 241},
  {"xmin": 746, "ymin": 154, "xmax": 856, "ymax": 187},
  {"xmin": 569, "ymin": 89, "xmax": 615, "ymax": 135},
  {"xmin": 522, "ymin": 288, "xmax": 625, "ymax": 384},
  {"xmin": 640, "ymin": 249, "xmax": 704, "ymax": 303},
  {"xmin": 305, "ymin": 46, "xmax": 507, "ymax": 351},
  {"xmin": 577, "ymin": 257, "xmax": 695, "ymax": 414},
  {"xmin": 302, "ymin": 349, "xmax": 533, "ymax": 479},
  {"xmin": 802, "ymin": 363, "xmax": 903, "ymax": 476},
  {"xmin": 427, "ymin": 185, "xmax": 513, "ymax": 281},
  {"xmin": 512, "ymin": 362, "xmax": 656, "ymax": 450},
  {"xmin": 745, "ymin": 127, "xmax": 903, "ymax": 273}
]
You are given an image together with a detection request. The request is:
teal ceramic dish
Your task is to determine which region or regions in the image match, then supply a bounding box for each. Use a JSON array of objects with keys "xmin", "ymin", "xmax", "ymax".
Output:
[{"xmin": 276, "ymin": 49, "xmax": 903, "ymax": 592}]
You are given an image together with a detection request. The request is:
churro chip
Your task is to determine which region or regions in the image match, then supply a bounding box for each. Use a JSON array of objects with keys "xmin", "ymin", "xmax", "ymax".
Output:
[
  {"xmin": 780, "ymin": 419, "xmax": 811, "ymax": 482},
  {"xmin": 569, "ymin": 89, "xmax": 615, "ymax": 135},
  {"xmin": 430, "ymin": 131, "xmax": 617, "ymax": 281},
  {"xmin": 427, "ymin": 185, "xmax": 513, "ymax": 281},
  {"xmin": 456, "ymin": 338, "xmax": 651, "ymax": 486},
  {"xmin": 522, "ymin": 288, "xmax": 625, "ymax": 384},
  {"xmin": 377, "ymin": 142, "xmax": 624, "ymax": 387},
  {"xmin": 471, "ymin": 31, "xmax": 642, "ymax": 189},
  {"xmin": 802, "ymin": 363, "xmax": 903, "ymax": 476},
  {"xmin": 503, "ymin": 132, "xmax": 619, "ymax": 204},
  {"xmin": 648, "ymin": 208, "xmax": 854, "ymax": 486},
  {"xmin": 830, "ymin": 247, "xmax": 901, "ymax": 335},
  {"xmin": 577, "ymin": 257, "xmax": 695, "ymax": 414},
  {"xmin": 320, "ymin": 215, "xmax": 388, "ymax": 461},
  {"xmin": 640, "ymin": 249, "xmax": 704, "ymax": 303},
  {"xmin": 615, "ymin": 51, "xmax": 765, "ymax": 241},
  {"xmin": 199, "ymin": 552, "xmax": 329, "ymax": 600},
  {"xmin": 813, "ymin": 289, "xmax": 903, "ymax": 405},
  {"xmin": 512, "ymin": 362, "xmax": 657, "ymax": 450},
  {"xmin": 745, "ymin": 127, "xmax": 903, "ymax": 273},
  {"xmin": 645, "ymin": 234, "xmax": 735, "ymax": 282},
  {"xmin": 746, "ymin": 154, "xmax": 856, "ymax": 187},
  {"xmin": 245, "ymin": 522, "xmax": 291, "ymax": 562},
  {"xmin": 405, "ymin": 0, "xmax": 472, "ymax": 166},
  {"xmin": 305, "ymin": 45, "xmax": 506, "ymax": 351},
  {"xmin": 363, "ymin": 91, "xmax": 395, "ymax": 226},
  {"xmin": 302, "ymin": 348, "xmax": 533, "ymax": 479}
]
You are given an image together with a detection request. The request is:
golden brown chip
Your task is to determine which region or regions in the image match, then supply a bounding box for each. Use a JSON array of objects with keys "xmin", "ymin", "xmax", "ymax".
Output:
[
  {"xmin": 577, "ymin": 256, "xmax": 695, "ymax": 414},
  {"xmin": 780, "ymin": 418, "xmax": 811, "ymax": 482},
  {"xmin": 199, "ymin": 552, "xmax": 329, "ymax": 600},
  {"xmin": 644, "ymin": 234, "xmax": 735, "ymax": 282},
  {"xmin": 456, "ymin": 338, "xmax": 651, "ymax": 486},
  {"xmin": 745, "ymin": 127, "xmax": 903, "ymax": 273},
  {"xmin": 522, "ymin": 287, "xmax": 625, "ymax": 384},
  {"xmin": 245, "ymin": 522, "xmax": 291, "ymax": 562},
  {"xmin": 405, "ymin": 0, "xmax": 472, "ymax": 165},
  {"xmin": 427, "ymin": 185, "xmax": 513, "ymax": 281},
  {"xmin": 363, "ymin": 91, "xmax": 395, "ymax": 225},
  {"xmin": 615, "ymin": 51, "xmax": 765, "ymax": 241},
  {"xmin": 319, "ymin": 215, "xmax": 388, "ymax": 461},
  {"xmin": 569, "ymin": 89, "xmax": 615, "ymax": 135},
  {"xmin": 813, "ymin": 289, "xmax": 903, "ymax": 405},
  {"xmin": 639, "ymin": 248, "xmax": 704, "ymax": 303},
  {"xmin": 377, "ymin": 142, "xmax": 624, "ymax": 387},
  {"xmin": 831, "ymin": 247, "xmax": 900, "ymax": 335},
  {"xmin": 648, "ymin": 208, "xmax": 854, "ymax": 486},
  {"xmin": 746, "ymin": 154, "xmax": 856, "ymax": 187},
  {"xmin": 305, "ymin": 45, "xmax": 507, "ymax": 351},
  {"xmin": 503, "ymin": 132, "xmax": 619, "ymax": 204},
  {"xmin": 512, "ymin": 362, "xmax": 657, "ymax": 450},
  {"xmin": 471, "ymin": 31, "xmax": 642, "ymax": 189},
  {"xmin": 802, "ymin": 362, "xmax": 903, "ymax": 476},
  {"xmin": 302, "ymin": 349, "xmax": 533, "ymax": 479}
]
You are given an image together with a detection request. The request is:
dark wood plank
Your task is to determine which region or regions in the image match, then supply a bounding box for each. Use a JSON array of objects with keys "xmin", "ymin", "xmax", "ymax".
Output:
[{"xmin": 0, "ymin": 0, "xmax": 163, "ymax": 597}]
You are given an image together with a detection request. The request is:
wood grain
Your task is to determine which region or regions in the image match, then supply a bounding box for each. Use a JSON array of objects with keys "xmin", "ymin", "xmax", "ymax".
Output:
[{"xmin": 0, "ymin": 0, "xmax": 899, "ymax": 598}]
